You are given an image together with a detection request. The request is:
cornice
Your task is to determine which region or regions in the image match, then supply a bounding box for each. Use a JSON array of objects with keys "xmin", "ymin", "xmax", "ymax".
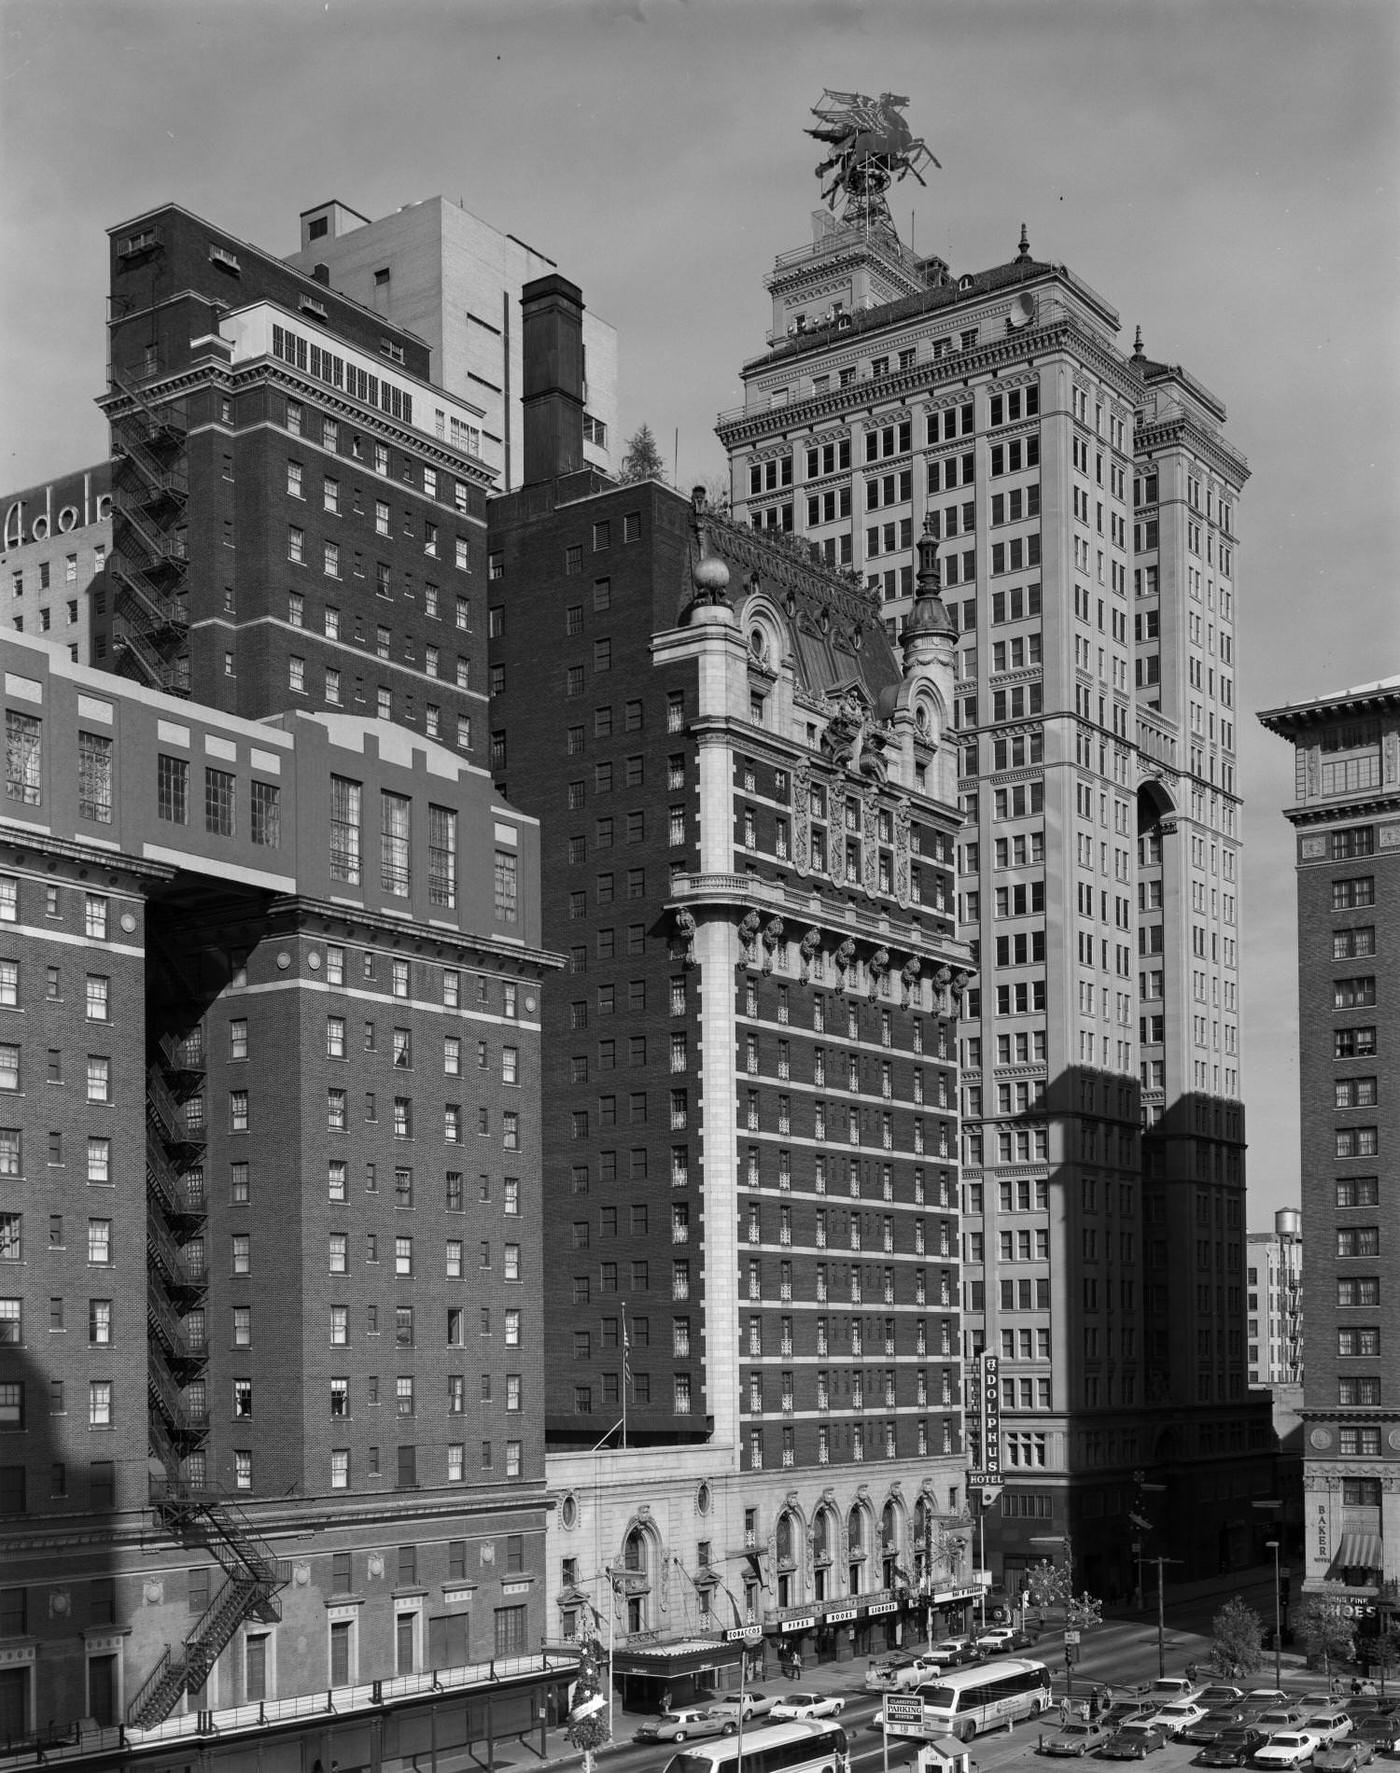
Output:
[
  {"xmin": 717, "ymin": 318, "xmax": 1139, "ymax": 451},
  {"xmin": 1135, "ymin": 416, "xmax": 1250, "ymax": 489}
]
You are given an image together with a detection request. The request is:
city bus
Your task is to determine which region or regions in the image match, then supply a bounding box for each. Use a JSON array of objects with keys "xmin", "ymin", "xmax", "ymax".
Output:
[
  {"xmin": 663, "ymin": 1718, "xmax": 849, "ymax": 1773},
  {"xmin": 912, "ymin": 1656, "xmax": 1052, "ymax": 1739}
]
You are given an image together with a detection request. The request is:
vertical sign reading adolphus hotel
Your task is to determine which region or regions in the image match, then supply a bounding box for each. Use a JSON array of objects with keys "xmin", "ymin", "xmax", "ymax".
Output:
[{"xmin": 982, "ymin": 1351, "xmax": 1001, "ymax": 1482}]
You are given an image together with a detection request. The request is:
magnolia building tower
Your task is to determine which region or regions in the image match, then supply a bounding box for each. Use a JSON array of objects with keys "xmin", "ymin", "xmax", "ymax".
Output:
[{"xmin": 716, "ymin": 101, "xmax": 1274, "ymax": 1592}]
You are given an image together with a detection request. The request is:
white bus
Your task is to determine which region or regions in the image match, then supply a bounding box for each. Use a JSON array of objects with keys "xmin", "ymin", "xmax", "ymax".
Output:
[
  {"xmin": 911, "ymin": 1656, "xmax": 1052, "ymax": 1739},
  {"xmin": 663, "ymin": 1718, "xmax": 849, "ymax": 1773}
]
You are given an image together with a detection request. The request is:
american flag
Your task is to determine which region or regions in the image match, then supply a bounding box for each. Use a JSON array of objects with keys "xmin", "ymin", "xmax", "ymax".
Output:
[{"xmin": 622, "ymin": 1310, "xmax": 632, "ymax": 1394}]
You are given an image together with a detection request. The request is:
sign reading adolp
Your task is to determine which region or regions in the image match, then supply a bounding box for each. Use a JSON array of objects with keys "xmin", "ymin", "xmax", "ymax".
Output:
[{"xmin": 2, "ymin": 467, "xmax": 111, "ymax": 550}]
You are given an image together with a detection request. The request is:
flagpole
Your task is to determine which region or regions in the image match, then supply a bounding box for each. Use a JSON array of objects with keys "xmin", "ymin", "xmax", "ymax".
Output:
[{"xmin": 622, "ymin": 1301, "xmax": 629, "ymax": 1451}]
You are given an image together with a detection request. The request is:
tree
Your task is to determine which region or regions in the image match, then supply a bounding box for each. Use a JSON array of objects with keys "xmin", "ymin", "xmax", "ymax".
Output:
[
  {"xmin": 564, "ymin": 1631, "xmax": 612, "ymax": 1773},
  {"xmin": 1298, "ymin": 1593, "xmax": 1355, "ymax": 1689},
  {"xmin": 1210, "ymin": 1597, "xmax": 1266, "ymax": 1678},
  {"xmin": 1362, "ymin": 1624, "xmax": 1400, "ymax": 1698},
  {"xmin": 619, "ymin": 423, "xmax": 667, "ymax": 485}
]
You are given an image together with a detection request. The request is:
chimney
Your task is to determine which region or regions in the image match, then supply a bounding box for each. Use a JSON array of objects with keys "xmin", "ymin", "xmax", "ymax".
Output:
[{"xmin": 520, "ymin": 273, "xmax": 585, "ymax": 486}]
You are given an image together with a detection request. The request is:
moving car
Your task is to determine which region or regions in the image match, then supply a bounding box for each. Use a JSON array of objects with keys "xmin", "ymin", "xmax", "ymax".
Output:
[
  {"xmin": 975, "ymin": 1625, "xmax": 1037, "ymax": 1654},
  {"xmin": 768, "ymin": 1691, "xmax": 845, "ymax": 1721},
  {"xmin": 705, "ymin": 1691, "xmax": 777, "ymax": 1723},
  {"xmin": 1252, "ymin": 1729, "xmax": 1323, "ymax": 1767},
  {"xmin": 1149, "ymin": 1699, "xmax": 1209, "ymax": 1737},
  {"xmin": 1097, "ymin": 1720, "xmax": 1170, "ymax": 1759},
  {"xmin": 634, "ymin": 1706, "xmax": 732, "ymax": 1744},
  {"xmin": 1037, "ymin": 1718, "xmax": 1115, "ymax": 1756},
  {"xmin": 1313, "ymin": 1744, "xmax": 1374, "ymax": 1772},
  {"xmin": 1196, "ymin": 1723, "xmax": 1269, "ymax": 1766}
]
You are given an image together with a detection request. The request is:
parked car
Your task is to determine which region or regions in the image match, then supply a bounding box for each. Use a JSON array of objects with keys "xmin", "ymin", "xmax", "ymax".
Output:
[
  {"xmin": 1150, "ymin": 1700, "xmax": 1209, "ymax": 1738},
  {"xmin": 975, "ymin": 1625, "xmax": 1038, "ymax": 1654},
  {"xmin": 1098, "ymin": 1721, "xmax": 1170, "ymax": 1759},
  {"xmin": 1183, "ymin": 1707, "xmax": 1251, "ymax": 1746},
  {"xmin": 1303, "ymin": 1711, "xmax": 1353, "ymax": 1748},
  {"xmin": 1038, "ymin": 1718, "xmax": 1116, "ymax": 1756},
  {"xmin": 1147, "ymin": 1676, "xmax": 1205, "ymax": 1704},
  {"xmin": 865, "ymin": 1651, "xmax": 938, "ymax": 1693},
  {"xmin": 1255, "ymin": 1707, "xmax": 1309, "ymax": 1735},
  {"xmin": 1313, "ymin": 1744, "xmax": 1374, "ymax": 1772},
  {"xmin": 1198, "ymin": 1686, "xmax": 1248, "ymax": 1708},
  {"xmin": 769, "ymin": 1691, "xmax": 845, "ymax": 1721},
  {"xmin": 706, "ymin": 1691, "xmax": 777, "ymax": 1723},
  {"xmin": 1251, "ymin": 1730, "xmax": 1323, "ymax": 1768},
  {"xmin": 1353, "ymin": 1714, "xmax": 1400, "ymax": 1755},
  {"xmin": 1197, "ymin": 1724, "xmax": 1270, "ymax": 1766},
  {"xmin": 924, "ymin": 1637, "xmax": 984, "ymax": 1669},
  {"xmin": 1103, "ymin": 1700, "xmax": 1156, "ymax": 1729},
  {"xmin": 634, "ymin": 1707, "xmax": 731, "ymax": 1744},
  {"xmin": 1244, "ymin": 1691, "xmax": 1294, "ymax": 1711}
]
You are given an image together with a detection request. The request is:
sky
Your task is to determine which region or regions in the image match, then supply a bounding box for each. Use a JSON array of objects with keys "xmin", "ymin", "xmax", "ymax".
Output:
[{"xmin": 2, "ymin": 0, "xmax": 1397, "ymax": 1225}]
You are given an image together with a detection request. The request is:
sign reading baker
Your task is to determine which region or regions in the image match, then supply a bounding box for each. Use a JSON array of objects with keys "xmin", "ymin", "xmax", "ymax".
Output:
[{"xmin": 3, "ymin": 467, "xmax": 111, "ymax": 550}]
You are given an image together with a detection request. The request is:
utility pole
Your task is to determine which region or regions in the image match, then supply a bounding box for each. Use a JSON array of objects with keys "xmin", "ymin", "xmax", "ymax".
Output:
[{"xmin": 1141, "ymin": 1555, "xmax": 1183, "ymax": 1677}]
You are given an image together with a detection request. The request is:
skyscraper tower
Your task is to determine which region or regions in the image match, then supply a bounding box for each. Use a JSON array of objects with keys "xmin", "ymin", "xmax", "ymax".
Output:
[{"xmin": 716, "ymin": 122, "xmax": 1272, "ymax": 1590}]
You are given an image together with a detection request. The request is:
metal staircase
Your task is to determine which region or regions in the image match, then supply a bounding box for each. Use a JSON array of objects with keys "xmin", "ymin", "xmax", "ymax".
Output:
[
  {"xmin": 127, "ymin": 1494, "xmax": 288, "ymax": 1729},
  {"xmin": 107, "ymin": 368, "xmax": 191, "ymax": 695}
]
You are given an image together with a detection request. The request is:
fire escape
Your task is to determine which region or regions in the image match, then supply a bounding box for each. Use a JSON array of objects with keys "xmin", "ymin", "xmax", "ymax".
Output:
[
  {"xmin": 128, "ymin": 943, "xmax": 287, "ymax": 1729},
  {"xmin": 107, "ymin": 367, "xmax": 191, "ymax": 696}
]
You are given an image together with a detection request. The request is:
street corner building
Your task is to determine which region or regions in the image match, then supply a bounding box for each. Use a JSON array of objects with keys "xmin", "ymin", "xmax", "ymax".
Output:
[
  {"xmin": 0, "ymin": 634, "xmax": 565, "ymax": 1760},
  {"xmin": 1258, "ymin": 677, "xmax": 1400, "ymax": 1643},
  {"xmin": 491, "ymin": 272, "xmax": 983, "ymax": 1684}
]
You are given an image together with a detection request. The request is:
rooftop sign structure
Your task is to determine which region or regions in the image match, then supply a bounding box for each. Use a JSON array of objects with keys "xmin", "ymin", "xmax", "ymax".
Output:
[{"xmin": 807, "ymin": 89, "xmax": 940, "ymax": 234}]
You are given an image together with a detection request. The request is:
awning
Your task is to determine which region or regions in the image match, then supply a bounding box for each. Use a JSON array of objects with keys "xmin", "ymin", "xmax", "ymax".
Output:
[
  {"xmin": 1332, "ymin": 1533, "xmax": 1384, "ymax": 1573},
  {"xmin": 609, "ymin": 1638, "xmax": 743, "ymax": 1679}
]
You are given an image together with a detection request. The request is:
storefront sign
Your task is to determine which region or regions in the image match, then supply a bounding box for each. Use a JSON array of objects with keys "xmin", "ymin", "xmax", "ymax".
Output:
[
  {"xmin": 867, "ymin": 1601, "xmax": 898, "ymax": 1616},
  {"xmin": 779, "ymin": 1616, "xmax": 815, "ymax": 1633},
  {"xmin": 3, "ymin": 473, "xmax": 110, "ymax": 548},
  {"xmin": 932, "ymin": 1586, "xmax": 981, "ymax": 1605},
  {"xmin": 1316, "ymin": 1503, "xmax": 1329, "ymax": 1563},
  {"xmin": 825, "ymin": 1608, "xmax": 857, "ymax": 1624}
]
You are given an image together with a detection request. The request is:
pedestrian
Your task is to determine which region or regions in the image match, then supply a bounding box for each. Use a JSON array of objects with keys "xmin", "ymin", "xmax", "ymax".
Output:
[
  {"xmin": 1059, "ymin": 1698, "xmax": 1071, "ymax": 1726},
  {"xmin": 1351, "ymin": 1678, "xmax": 1363, "ymax": 1697},
  {"xmin": 662, "ymin": 1687, "xmax": 672, "ymax": 1713},
  {"xmin": 793, "ymin": 1651, "xmax": 803, "ymax": 1680}
]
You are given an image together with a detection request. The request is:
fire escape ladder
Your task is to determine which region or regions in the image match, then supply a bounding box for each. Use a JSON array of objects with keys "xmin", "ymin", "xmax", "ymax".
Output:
[{"xmin": 128, "ymin": 1497, "xmax": 289, "ymax": 1728}]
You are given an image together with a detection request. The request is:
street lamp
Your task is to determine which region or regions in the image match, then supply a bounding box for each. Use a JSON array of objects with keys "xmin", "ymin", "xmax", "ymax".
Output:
[{"xmin": 1265, "ymin": 1540, "xmax": 1283, "ymax": 1690}]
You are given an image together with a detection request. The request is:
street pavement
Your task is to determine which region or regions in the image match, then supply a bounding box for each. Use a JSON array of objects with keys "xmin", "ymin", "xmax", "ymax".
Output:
[{"xmin": 489, "ymin": 1585, "xmax": 1353, "ymax": 1773}]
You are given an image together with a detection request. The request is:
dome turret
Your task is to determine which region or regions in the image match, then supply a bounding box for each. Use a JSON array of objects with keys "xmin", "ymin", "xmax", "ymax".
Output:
[{"xmin": 901, "ymin": 516, "xmax": 957, "ymax": 650}]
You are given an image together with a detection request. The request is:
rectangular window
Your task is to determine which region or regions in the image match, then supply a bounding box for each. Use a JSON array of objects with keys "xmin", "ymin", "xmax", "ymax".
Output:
[
  {"xmin": 428, "ymin": 805, "xmax": 457, "ymax": 907},
  {"xmin": 381, "ymin": 792, "xmax": 411, "ymax": 896},
  {"xmin": 205, "ymin": 768, "xmax": 235, "ymax": 837},
  {"xmin": 494, "ymin": 850, "xmax": 518, "ymax": 922},
  {"xmin": 77, "ymin": 730, "xmax": 114, "ymax": 819},
  {"xmin": 6, "ymin": 711, "xmax": 42, "ymax": 805}
]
